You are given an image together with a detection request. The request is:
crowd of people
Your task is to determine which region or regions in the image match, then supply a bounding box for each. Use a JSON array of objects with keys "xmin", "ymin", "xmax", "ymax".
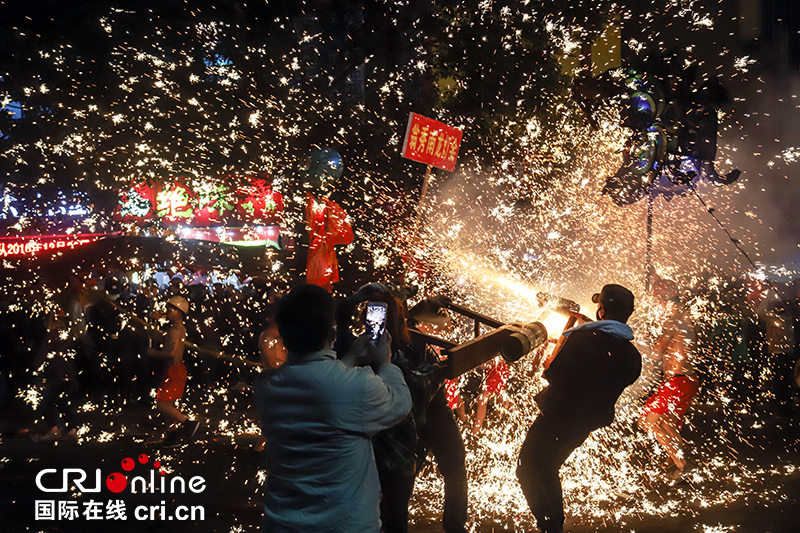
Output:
[
  {"xmin": 2, "ymin": 266, "xmax": 800, "ymax": 533},
  {"xmin": 706, "ymin": 276, "xmax": 800, "ymax": 420},
  {"xmin": 0, "ymin": 271, "xmax": 283, "ymax": 443},
  {"xmin": 251, "ymin": 275, "xmax": 800, "ymax": 533}
]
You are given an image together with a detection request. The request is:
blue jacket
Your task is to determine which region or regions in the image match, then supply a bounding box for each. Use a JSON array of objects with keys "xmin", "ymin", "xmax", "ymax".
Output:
[{"xmin": 255, "ymin": 350, "xmax": 412, "ymax": 532}]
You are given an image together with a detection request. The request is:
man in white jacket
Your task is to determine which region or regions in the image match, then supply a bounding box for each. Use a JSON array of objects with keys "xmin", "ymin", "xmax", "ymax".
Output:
[{"xmin": 255, "ymin": 284, "xmax": 412, "ymax": 533}]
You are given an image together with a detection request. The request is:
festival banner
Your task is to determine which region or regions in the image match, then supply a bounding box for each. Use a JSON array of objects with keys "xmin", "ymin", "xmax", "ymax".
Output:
[
  {"xmin": 116, "ymin": 178, "xmax": 283, "ymax": 227},
  {"xmin": 0, "ymin": 233, "xmax": 118, "ymax": 259},
  {"xmin": 401, "ymin": 113, "xmax": 463, "ymax": 172}
]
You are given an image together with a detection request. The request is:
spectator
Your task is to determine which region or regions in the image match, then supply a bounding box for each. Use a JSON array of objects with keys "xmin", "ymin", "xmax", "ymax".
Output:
[
  {"xmin": 55, "ymin": 274, "xmax": 89, "ymax": 342},
  {"xmin": 168, "ymin": 276, "xmax": 185, "ymax": 297},
  {"xmin": 407, "ymin": 295, "xmax": 469, "ymax": 533},
  {"xmin": 133, "ymin": 278, "xmax": 159, "ymax": 320},
  {"xmin": 712, "ymin": 279, "xmax": 752, "ymax": 410},
  {"xmin": 756, "ymin": 283, "xmax": 797, "ymax": 419},
  {"xmin": 85, "ymin": 277, "xmax": 125, "ymax": 404},
  {"xmin": 255, "ymin": 284, "xmax": 411, "ymax": 533},
  {"xmin": 30, "ymin": 309, "xmax": 79, "ymax": 442},
  {"xmin": 365, "ymin": 290, "xmax": 439, "ymax": 533},
  {"xmin": 338, "ymin": 284, "xmax": 469, "ymax": 533},
  {"xmin": 128, "ymin": 278, "xmax": 160, "ymax": 400},
  {"xmin": 258, "ymin": 307, "xmax": 287, "ymax": 370},
  {"xmin": 251, "ymin": 299, "xmax": 287, "ymax": 459}
]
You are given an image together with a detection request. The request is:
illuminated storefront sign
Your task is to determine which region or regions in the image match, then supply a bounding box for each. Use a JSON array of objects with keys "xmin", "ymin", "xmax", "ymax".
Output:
[
  {"xmin": 1, "ymin": 188, "xmax": 91, "ymax": 220},
  {"xmin": 117, "ymin": 178, "xmax": 283, "ymax": 227}
]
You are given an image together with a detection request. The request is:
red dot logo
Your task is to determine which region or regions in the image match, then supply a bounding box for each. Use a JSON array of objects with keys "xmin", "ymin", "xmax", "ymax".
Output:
[
  {"xmin": 106, "ymin": 473, "xmax": 128, "ymax": 493},
  {"xmin": 153, "ymin": 461, "xmax": 161, "ymax": 468},
  {"xmin": 121, "ymin": 458, "xmax": 135, "ymax": 472},
  {"xmin": 138, "ymin": 454, "xmax": 149, "ymax": 464}
]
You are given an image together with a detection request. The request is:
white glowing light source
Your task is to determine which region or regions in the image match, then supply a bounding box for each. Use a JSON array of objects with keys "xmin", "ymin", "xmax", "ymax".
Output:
[{"xmin": 541, "ymin": 311, "xmax": 570, "ymax": 340}]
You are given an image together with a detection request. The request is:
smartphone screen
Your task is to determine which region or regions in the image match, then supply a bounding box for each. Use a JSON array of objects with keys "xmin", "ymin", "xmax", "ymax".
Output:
[{"xmin": 366, "ymin": 302, "xmax": 388, "ymax": 345}]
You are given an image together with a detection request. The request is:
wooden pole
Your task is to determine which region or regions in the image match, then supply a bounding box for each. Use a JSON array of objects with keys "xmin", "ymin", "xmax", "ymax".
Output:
[
  {"xmin": 645, "ymin": 187, "xmax": 654, "ymax": 292},
  {"xmin": 419, "ymin": 164, "xmax": 433, "ymax": 206},
  {"xmin": 184, "ymin": 340, "xmax": 264, "ymax": 368},
  {"xmin": 410, "ymin": 164, "xmax": 433, "ymax": 244}
]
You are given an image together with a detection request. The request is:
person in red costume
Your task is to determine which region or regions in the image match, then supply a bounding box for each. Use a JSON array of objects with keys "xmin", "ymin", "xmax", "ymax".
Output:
[
  {"xmin": 472, "ymin": 358, "xmax": 512, "ymax": 436},
  {"xmin": 638, "ymin": 277, "xmax": 700, "ymax": 482},
  {"xmin": 305, "ymin": 193, "xmax": 354, "ymax": 291}
]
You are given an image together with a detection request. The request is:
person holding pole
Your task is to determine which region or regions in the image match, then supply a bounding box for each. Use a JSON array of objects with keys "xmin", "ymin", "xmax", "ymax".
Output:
[{"xmin": 516, "ymin": 284, "xmax": 641, "ymax": 533}]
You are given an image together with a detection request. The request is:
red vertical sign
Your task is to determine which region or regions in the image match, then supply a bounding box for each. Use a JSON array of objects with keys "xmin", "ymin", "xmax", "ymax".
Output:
[{"xmin": 401, "ymin": 113, "xmax": 463, "ymax": 172}]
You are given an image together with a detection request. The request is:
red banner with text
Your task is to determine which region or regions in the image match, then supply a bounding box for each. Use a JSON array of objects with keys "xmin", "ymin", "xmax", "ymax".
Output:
[
  {"xmin": 116, "ymin": 177, "xmax": 283, "ymax": 227},
  {"xmin": 0, "ymin": 233, "xmax": 117, "ymax": 259},
  {"xmin": 401, "ymin": 113, "xmax": 463, "ymax": 172}
]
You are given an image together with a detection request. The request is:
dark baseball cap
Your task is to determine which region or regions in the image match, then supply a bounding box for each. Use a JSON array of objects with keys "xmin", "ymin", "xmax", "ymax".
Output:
[
  {"xmin": 104, "ymin": 277, "xmax": 121, "ymax": 295},
  {"xmin": 592, "ymin": 284, "xmax": 635, "ymax": 318}
]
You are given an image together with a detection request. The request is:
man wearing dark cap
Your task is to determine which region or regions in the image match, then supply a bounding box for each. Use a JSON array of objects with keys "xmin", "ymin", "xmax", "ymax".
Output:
[{"xmin": 516, "ymin": 284, "xmax": 641, "ymax": 533}]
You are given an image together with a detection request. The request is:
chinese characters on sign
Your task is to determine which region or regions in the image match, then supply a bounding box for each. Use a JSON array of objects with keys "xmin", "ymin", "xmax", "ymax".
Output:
[
  {"xmin": 35, "ymin": 500, "xmax": 127, "ymax": 521},
  {"xmin": 117, "ymin": 178, "xmax": 283, "ymax": 227},
  {"xmin": 401, "ymin": 113, "xmax": 463, "ymax": 172},
  {"xmin": 156, "ymin": 185, "xmax": 193, "ymax": 220},
  {"xmin": 0, "ymin": 233, "xmax": 112, "ymax": 259}
]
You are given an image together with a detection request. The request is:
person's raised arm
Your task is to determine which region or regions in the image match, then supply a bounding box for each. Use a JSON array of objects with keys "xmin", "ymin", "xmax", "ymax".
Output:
[
  {"xmin": 359, "ymin": 331, "xmax": 411, "ymax": 435},
  {"xmin": 340, "ymin": 334, "xmax": 370, "ymax": 368}
]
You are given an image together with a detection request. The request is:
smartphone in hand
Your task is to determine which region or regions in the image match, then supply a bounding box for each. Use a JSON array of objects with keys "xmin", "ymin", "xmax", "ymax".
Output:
[{"xmin": 365, "ymin": 302, "xmax": 388, "ymax": 345}]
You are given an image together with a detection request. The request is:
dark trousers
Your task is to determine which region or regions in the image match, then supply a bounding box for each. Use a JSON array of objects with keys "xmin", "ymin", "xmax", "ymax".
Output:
[
  {"xmin": 730, "ymin": 361, "xmax": 754, "ymax": 406},
  {"xmin": 106, "ymin": 336, "xmax": 135, "ymax": 401},
  {"xmin": 516, "ymin": 413, "xmax": 591, "ymax": 533},
  {"xmin": 39, "ymin": 380, "xmax": 78, "ymax": 430},
  {"xmin": 378, "ymin": 469, "xmax": 415, "ymax": 533},
  {"xmin": 129, "ymin": 332, "xmax": 155, "ymax": 400},
  {"xmin": 76, "ymin": 341, "xmax": 101, "ymax": 398},
  {"xmin": 774, "ymin": 352, "xmax": 798, "ymax": 417},
  {"xmin": 416, "ymin": 389, "xmax": 468, "ymax": 533}
]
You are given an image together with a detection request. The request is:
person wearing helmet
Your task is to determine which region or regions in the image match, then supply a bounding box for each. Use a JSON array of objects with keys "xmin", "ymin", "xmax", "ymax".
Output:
[{"xmin": 147, "ymin": 295, "xmax": 200, "ymax": 447}]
